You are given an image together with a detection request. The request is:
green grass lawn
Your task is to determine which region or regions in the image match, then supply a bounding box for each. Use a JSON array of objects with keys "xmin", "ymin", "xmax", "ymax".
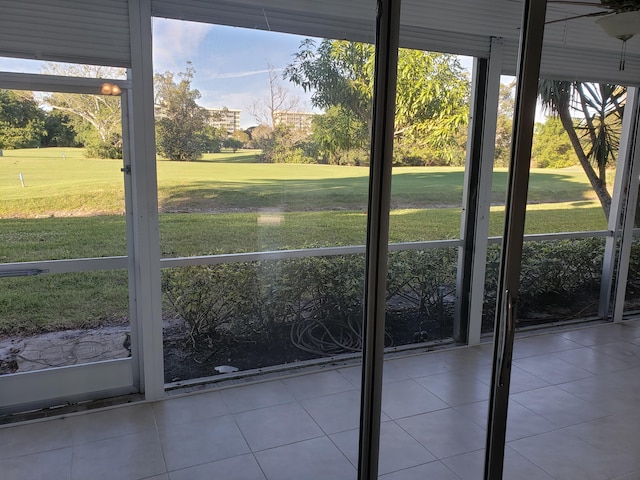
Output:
[
  {"xmin": 1, "ymin": 147, "xmax": 601, "ymax": 217},
  {"xmin": 0, "ymin": 147, "xmax": 611, "ymax": 334}
]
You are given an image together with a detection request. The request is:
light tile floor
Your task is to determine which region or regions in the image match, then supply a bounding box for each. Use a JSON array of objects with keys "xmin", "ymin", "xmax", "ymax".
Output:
[{"xmin": 2, "ymin": 319, "xmax": 640, "ymax": 479}]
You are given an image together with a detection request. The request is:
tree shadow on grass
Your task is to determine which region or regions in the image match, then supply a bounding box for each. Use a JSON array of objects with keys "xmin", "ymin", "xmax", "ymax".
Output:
[{"xmin": 158, "ymin": 169, "xmax": 596, "ymax": 214}]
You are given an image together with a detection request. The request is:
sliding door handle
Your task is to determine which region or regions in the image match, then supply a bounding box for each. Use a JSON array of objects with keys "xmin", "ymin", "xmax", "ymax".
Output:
[
  {"xmin": 496, "ymin": 289, "xmax": 515, "ymax": 388},
  {"xmin": 499, "ymin": 290, "xmax": 515, "ymax": 387}
]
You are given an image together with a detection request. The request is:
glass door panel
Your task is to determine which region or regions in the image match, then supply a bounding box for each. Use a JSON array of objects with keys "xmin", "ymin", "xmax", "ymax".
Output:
[
  {"xmin": 152, "ymin": 21, "xmax": 374, "ymax": 387},
  {"xmin": 0, "ymin": 85, "xmax": 135, "ymax": 413}
]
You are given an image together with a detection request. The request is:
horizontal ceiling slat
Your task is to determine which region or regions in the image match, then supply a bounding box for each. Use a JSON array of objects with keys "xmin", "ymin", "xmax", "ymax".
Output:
[
  {"xmin": 151, "ymin": 0, "xmax": 376, "ymax": 42},
  {"xmin": 399, "ymin": 26, "xmax": 491, "ymax": 59},
  {"xmin": 0, "ymin": 0, "xmax": 131, "ymax": 68}
]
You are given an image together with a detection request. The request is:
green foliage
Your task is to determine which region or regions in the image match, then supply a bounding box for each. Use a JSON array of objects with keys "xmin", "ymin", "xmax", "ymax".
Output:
[
  {"xmin": 386, "ymin": 249, "xmax": 458, "ymax": 337},
  {"xmin": 494, "ymin": 115, "xmax": 513, "ymax": 168},
  {"xmin": 494, "ymin": 81, "xmax": 515, "ymax": 167},
  {"xmin": 75, "ymin": 123, "xmax": 123, "ymax": 159},
  {"xmin": 0, "ymin": 89, "xmax": 46, "ymax": 149},
  {"xmin": 393, "ymin": 49, "xmax": 470, "ymax": 163},
  {"xmin": 223, "ymin": 137, "xmax": 244, "ymax": 152},
  {"xmin": 626, "ymin": 240, "xmax": 640, "ymax": 297},
  {"xmin": 285, "ymin": 39, "xmax": 374, "ymax": 127},
  {"xmin": 162, "ymin": 263, "xmax": 269, "ymax": 345},
  {"xmin": 289, "ymin": 254, "xmax": 366, "ymax": 354},
  {"xmin": 248, "ymin": 124, "xmax": 271, "ymax": 152},
  {"xmin": 44, "ymin": 73, "xmax": 123, "ymax": 159},
  {"xmin": 232, "ymin": 130, "xmax": 250, "ymax": 144},
  {"xmin": 538, "ymin": 79, "xmax": 625, "ymax": 217},
  {"xmin": 575, "ymin": 83, "xmax": 623, "ymax": 167},
  {"xmin": 160, "ymin": 249, "xmax": 462, "ymax": 354},
  {"xmin": 251, "ymin": 124, "xmax": 315, "ymax": 164},
  {"xmin": 161, "ymin": 254, "xmax": 366, "ymax": 355},
  {"xmin": 387, "ymin": 248, "xmax": 457, "ymax": 311},
  {"xmin": 42, "ymin": 109, "xmax": 79, "ymax": 147},
  {"xmin": 201, "ymin": 125, "xmax": 226, "ymax": 153},
  {"xmin": 161, "ymin": 250, "xmax": 460, "ymax": 355},
  {"xmin": 155, "ymin": 64, "xmax": 209, "ymax": 161},
  {"xmin": 285, "ymin": 39, "xmax": 470, "ymax": 166},
  {"xmin": 483, "ymin": 238, "xmax": 605, "ymax": 326},
  {"xmin": 533, "ymin": 117, "xmax": 577, "ymax": 168},
  {"xmin": 311, "ymin": 106, "xmax": 369, "ymax": 165}
]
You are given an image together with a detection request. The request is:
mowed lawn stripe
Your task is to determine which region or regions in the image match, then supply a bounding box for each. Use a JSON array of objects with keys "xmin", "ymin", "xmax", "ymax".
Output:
[{"xmin": 1, "ymin": 148, "xmax": 601, "ymax": 217}]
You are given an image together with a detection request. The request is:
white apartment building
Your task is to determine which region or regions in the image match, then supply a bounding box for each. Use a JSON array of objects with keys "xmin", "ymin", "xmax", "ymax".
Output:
[
  {"xmin": 206, "ymin": 107, "xmax": 241, "ymax": 134},
  {"xmin": 274, "ymin": 110, "xmax": 316, "ymax": 132}
]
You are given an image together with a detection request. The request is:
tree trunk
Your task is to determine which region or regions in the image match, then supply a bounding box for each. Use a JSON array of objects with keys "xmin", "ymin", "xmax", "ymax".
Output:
[{"xmin": 557, "ymin": 104, "xmax": 611, "ymax": 219}]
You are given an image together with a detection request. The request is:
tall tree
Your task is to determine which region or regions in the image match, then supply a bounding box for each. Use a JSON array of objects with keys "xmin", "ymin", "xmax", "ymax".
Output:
[
  {"xmin": 154, "ymin": 64, "xmax": 210, "ymax": 161},
  {"xmin": 284, "ymin": 39, "xmax": 470, "ymax": 164},
  {"xmin": 42, "ymin": 109, "xmax": 78, "ymax": 147},
  {"xmin": 248, "ymin": 64, "xmax": 300, "ymax": 128},
  {"xmin": 285, "ymin": 40, "xmax": 374, "ymax": 129},
  {"xmin": 494, "ymin": 81, "xmax": 516, "ymax": 167},
  {"xmin": 311, "ymin": 105, "xmax": 368, "ymax": 164},
  {"xmin": 532, "ymin": 117, "xmax": 576, "ymax": 168},
  {"xmin": 538, "ymin": 80, "xmax": 625, "ymax": 218},
  {"xmin": 43, "ymin": 64, "xmax": 124, "ymax": 158},
  {"xmin": 0, "ymin": 89, "xmax": 46, "ymax": 149}
]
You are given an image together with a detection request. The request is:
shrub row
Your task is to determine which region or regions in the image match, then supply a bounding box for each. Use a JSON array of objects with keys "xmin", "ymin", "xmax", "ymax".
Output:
[
  {"xmin": 483, "ymin": 238, "xmax": 605, "ymax": 327},
  {"xmin": 161, "ymin": 249, "xmax": 458, "ymax": 355},
  {"xmin": 162, "ymin": 238, "xmax": 611, "ymax": 354}
]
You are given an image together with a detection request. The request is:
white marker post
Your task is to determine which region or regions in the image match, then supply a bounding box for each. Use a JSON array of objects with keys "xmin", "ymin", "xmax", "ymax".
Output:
[{"xmin": 19, "ymin": 173, "xmax": 25, "ymax": 188}]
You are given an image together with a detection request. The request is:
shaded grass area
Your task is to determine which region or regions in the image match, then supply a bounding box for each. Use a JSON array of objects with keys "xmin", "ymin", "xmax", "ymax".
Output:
[
  {"xmin": 199, "ymin": 150, "xmax": 262, "ymax": 163},
  {"xmin": 157, "ymin": 163, "xmax": 597, "ymax": 213},
  {"xmin": 1, "ymin": 148, "xmax": 601, "ymax": 217}
]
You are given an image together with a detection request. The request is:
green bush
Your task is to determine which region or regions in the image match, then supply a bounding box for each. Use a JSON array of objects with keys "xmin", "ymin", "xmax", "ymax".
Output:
[
  {"xmin": 289, "ymin": 254, "xmax": 366, "ymax": 355},
  {"xmin": 386, "ymin": 248, "xmax": 458, "ymax": 341},
  {"xmin": 162, "ymin": 238, "xmax": 610, "ymax": 355},
  {"xmin": 627, "ymin": 241, "xmax": 640, "ymax": 296},
  {"xmin": 162, "ymin": 261, "xmax": 304, "ymax": 346},
  {"xmin": 483, "ymin": 238, "xmax": 605, "ymax": 327},
  {"xmin": 387, "ymin": 248, "xmax": 457, "ymax": 315},
  {"xmin": 162, "ymin": 263, "xmax": 258, "ymax": 346},
  {"xmin": 162, "ymin": 254, "xmax": 367, "ymax": 354}
]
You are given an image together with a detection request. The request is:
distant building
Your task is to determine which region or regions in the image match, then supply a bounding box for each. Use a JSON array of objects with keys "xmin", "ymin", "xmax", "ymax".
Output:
[
  {"xmin": 206, "ymin": 108, "xmax": 241, "ymax": 135},
  {"xmin": 274, "ymin": 111, "xmax": 316, "ymax": 132}
]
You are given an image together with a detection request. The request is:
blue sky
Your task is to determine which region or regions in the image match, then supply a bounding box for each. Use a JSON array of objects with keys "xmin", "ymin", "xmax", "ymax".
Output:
[
  {"xmin": 0, "ymin": 18, "xmax": 489, "ymax": 129},
  {"xmin": 152, "ymin": 18, "xmax": 320, "ymax": 127}
]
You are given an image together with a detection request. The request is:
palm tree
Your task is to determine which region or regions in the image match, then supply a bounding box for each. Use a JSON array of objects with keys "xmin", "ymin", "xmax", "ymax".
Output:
[{"xmin": 537, "ymin": 79, "xmax": 626, "ymax": 220}]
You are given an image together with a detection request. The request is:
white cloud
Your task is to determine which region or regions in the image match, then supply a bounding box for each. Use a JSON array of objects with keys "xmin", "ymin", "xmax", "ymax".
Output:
[
  {"xmin": 152, "ymin": 18, "xmax": 212, "ymax": 72},
  {"xmin": 209, "ymin": 68, "xmax": 282, "ymax": 79}
]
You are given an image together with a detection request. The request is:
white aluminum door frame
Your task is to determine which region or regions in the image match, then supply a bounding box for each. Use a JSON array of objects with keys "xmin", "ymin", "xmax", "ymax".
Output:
[{"xmin": 0, "ymin": 73, "xmax": 138, "ymax": 414}]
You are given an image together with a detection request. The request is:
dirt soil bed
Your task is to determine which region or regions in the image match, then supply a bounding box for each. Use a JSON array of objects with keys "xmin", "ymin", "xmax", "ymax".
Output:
[
  {"xmin": 1, "ymin": 298, "xmax": 609, "ymax": 382},
  {"xmin": 162, "ymin": 309, "xmax": 454, "ymax": 383}
]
